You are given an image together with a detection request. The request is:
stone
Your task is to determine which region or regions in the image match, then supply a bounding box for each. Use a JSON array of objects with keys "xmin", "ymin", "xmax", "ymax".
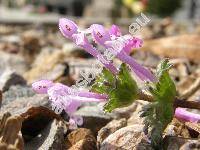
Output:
[
  {"xmin": 0, "ymin": 51, "xmax": 29, "ymax": 75},
  {"xmin": 100, "ymin": 125, "xmax": 153, "ymax": 150},
  {"xmin": 23, "ymin": 50, "xmax": 70, "ymax": 84},
  {"xmin": 142, "ymin": 34, "xmax": 200, "ymax": 63},
  {"xmin": 127, "ymin": 100, "xmax": 149, "ymax": 126},
  {"xmin": 20, "ymin": 30, "xmax": 41, "ymax": 64},
  {"xmin": 2, "ymin": 85, "xmax": 35, "ymax": 106},
  {"xmin": 0, "ymin": 70, "xmax": 27, "ymax": 92},
  {"xmin": 112, "ymin": 100, "xmax": 148, "ymax": 119},
  {"xmin": 0, "ymin": 113, "xmax": 24, "ymax": 150},
  {"xmin": 25, "ymin": 119, "xmax": 67, "ymax": 150},
  {"xmin": 69, "ymin": 138, "xmax": 97, "ymax": 150},
  {"xmin": 66, "ymin": 128, "xmax": 96, "ymax": 149},
  {"xmin": 0, "ymin": 94, "xmax": 51, "ymax": 116},
  {"xmin": 97, "ymin": 118, "xmax": 127, "ymax": 147},
  {"xmin": 164, "ymin": 118, "xmax": 190, "ymax": 138},
  {"xmin": 74, "ymin": 104, "xmax": 114, "ymax": 136},
  {"xmin": 21, "ymin": 106, "xmax": 63, "ymax": 141},
  {"xmin": 163, "ymin": 136, "xmax": 200, "ymax": 150}
]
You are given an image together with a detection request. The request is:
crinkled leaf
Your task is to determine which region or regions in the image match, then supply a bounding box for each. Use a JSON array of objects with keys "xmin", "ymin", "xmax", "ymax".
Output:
[
  {"xmin": 92, "ymin": 63, "xmax": 138, "ymax": 112},
  {"xmin": 140, "ymin": 59, "xmax": 176, "ymax": 149},
  {"xmin": 91, "ymin": 67, "xmax": 116, "ymax": 94}
]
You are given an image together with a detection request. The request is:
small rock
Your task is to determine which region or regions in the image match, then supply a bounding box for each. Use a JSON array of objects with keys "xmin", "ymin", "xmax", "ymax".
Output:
[
  {"xmin": 21, "ymin": 106, "xmax": 62, "ymax": 141},
  {"xmin": 112, "ymin": 100, "xmax": 148, "ymax": 119},
  {"xmin": 66, "ymin": 128, "xmax": 96, "ymax": 149},
  {"xmin": 0, "ymin": 51, "xmax": 29, "ymax": 75},
  {"xmin": 100, "ymin": 125, "xmax": 152, "ymax": 150},
  {"xmin": 163, "ymin": 136, "xmax": 200, "ymax": 150},
  {"xmin": 0, "ymin": 70, "xmax": 27, "ymax": 92},
  {"xmin": 164, "ymin": 118, "xmax": 190, "ymax": 138},
  {"xmin": 97, "ymin": 118, "xmax": 127, "ymax": 147},
  {"xmin": 69, "ymin": 138, "xmax": 97, "ymax": 150},
  {"xmin": 142, "ymin": 34, "xmax": 200, "ymax": 63},
  {"xmin": 0, "ymin": 94, "xmax": 51, "ymax": 116},
  {"xmin": 127, "ymin": 100, "xmax": 149, "ymax": 126},
  {"xmin": 23, "ymin": 51, "xmax": 69, "ymax": 84},
  {"xmin": 0, "ymin": 113, "xmax": 24, "ymax": 150},
  {"xmin": 20, "ymin": 30, "xmax": 41, "ymax": 64},
  {"xmin": 2, "ymin": 85, "xmax": 35, "ymax": 106},
  {"xmin": 25, "ymin": 119, "xmax": 67, "ymax": 150},
  {"xmin": 180, "ymin": 140, "xmax": 200, "ymax": 150},
  {"xmin": 74, "ymin": 104, "xmax": 113, "ymax": 135}
]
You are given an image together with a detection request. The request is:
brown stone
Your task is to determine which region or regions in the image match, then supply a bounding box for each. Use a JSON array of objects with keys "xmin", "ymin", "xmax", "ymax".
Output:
[
  {"xmin": 142, "ymin": 34, "xmax": 200, "ymax": 63},
  {"xmin": 25, "ymin": 119, "xmax": 67, "ymax": 150},
  {"xmin": 100, "ymin": 125, "xmax": 152, "ymax": 150},
  {"xmin": 69, "ymin": 138, "xmax": 97, "ymax": 150},
  {"xmin": 0, "ymin": 113, "xmax": 24, "ymax": 150},
  {"xmin": 66, "ymin": 128, "xmax": 96, "ymax": 149},
  {"xmin": 0, "ymin": 94, "xmax": 50, "ymax": 116},
  {"xmin": 97, "ymin": 118, "xmax": 127, "ymax": 147},
  {"xmin": 163, "ymin": 136, "xmax": 200, "ymax": 150},
  {"xmin": 23, "ymin": 50, "xmax": 68, "ymax": 84}
]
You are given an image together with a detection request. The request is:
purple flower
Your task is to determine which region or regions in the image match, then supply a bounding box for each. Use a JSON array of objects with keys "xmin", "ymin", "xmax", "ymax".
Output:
[
  {"xmin": 90, "ymin": 24, "xmax": 155, "ymax": 81},
  {"xmin": 175, "ymin": 108, "xmax": 200, "ymax": 123},
  {"xmin": 59, "ymin": 18, "xmax": 78, "ymax": 39},
  {"xmin": 109, "ymin": 25, "xmax": 121, "ymax": 38},
  {"xmin": 59, "ymin": 19, "xmax": 118, "ymax": 74},
  {"xmin": 32, "ymin": 80, "xmax": 108, "ymax": 128},
  {"xmin": 123, "ymin": 36, "xmax": 143, "ymax": 54},
  {"xmin": 59, "ymin": 18, "xmax": 155, "ymax": 81},
  {"xmin": 89, "ymin": 24, "xmax": 111, "ymax": 46},
  {"xmin": 32, "ymin": 79, "xmax": 54, "ymax": 94}
]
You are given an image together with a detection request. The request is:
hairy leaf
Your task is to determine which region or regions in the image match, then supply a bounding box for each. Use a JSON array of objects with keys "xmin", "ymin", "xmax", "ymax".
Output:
[
  {"xmin": 140, "ymin": 59, "xmax": 176, "ymax": 149},
  {"xmin": 92, "ymin": 63, "xmax": 138, "ymax": 112}
]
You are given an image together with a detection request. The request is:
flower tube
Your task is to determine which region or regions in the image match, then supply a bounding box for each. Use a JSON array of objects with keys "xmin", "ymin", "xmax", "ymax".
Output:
[
  {"xmin": 32, "ymin": 80, "xmax": 108, "ymax": 128},
  {"xmin": 59, "ymin": 18, "xmax": 118, "ymax": 74},
  {"xmin": 175, "ymin": 108, "xmax": 200, "ymax": 123},
  {"xmin": 89, "ymin": 24, "xmax": 156, "ymax": 82}
]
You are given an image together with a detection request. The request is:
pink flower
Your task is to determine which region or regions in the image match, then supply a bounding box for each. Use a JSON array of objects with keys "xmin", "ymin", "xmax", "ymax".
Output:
[
  {"xmin": 89, "ymin": 24, "xmax": 111, "ymax": 46},
  {"xmin": 175, "ymin": 108, "xmax": 200, "ymax": 123},
  {"xmin": 90, "ymin": 24, "xmax": 155, "ymax": 81},
  {"xmin": 59, "ymin": 19, "xmax": 118, "ymax": 74},
  {"xmin": 59, "ymin": 18, "xmax": 155, "ymax": 82},
  {"xmin": 32, "ymin": 80, "xmax": 54, "ymax": 94},
  {"xmin": 109, "ymin": 25, "xmax": 122, "ymax": 38},
  {"xmin": 59, "ymin": 18, "xmax": 78, "ymax": 39},
  {"xmin": 32, "ymin": 80, "xmax": 108, "ymax": 128}
]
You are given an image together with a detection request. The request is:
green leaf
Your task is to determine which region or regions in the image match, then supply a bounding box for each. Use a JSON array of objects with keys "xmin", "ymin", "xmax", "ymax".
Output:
[
  {"xmin": 140, "ymin": 59, "xmax": 176, "ymax": 149},
  {"xmin": 92, "ymin": 63, "xmax": 138, "ymax": 112}
]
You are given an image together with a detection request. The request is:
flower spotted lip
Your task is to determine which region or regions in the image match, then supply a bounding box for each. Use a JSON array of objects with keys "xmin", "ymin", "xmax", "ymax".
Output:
[
  {"xmin": 32, "ymin": 80, "xmax": 108, "ymax": 113},
  {"xmin": 59, "ymin": 18, "xmax": 154, "ymax": 81},
  {"xmin": 59, "ymin": 24, "xmax": 118, "ymax": 74},
  {"xmin": 109, "ymin": 25, "xmax": 122, "ymax": 38},
  {"xmin": 59, "ymin": 18, "xmax": 78, "ymax": 39},
  {"xmin": 90, "ymin": 24, "xmax": 111, "ymax": 46},
  {"xmin": 32, "ymin": 80, "xmax": 108, "ymax": 128},
  {"xmin": 92, "ymin": 32, "xmax": 155, "ymax": 81},
  {"xmin": 32, "ymin": 79, "xmax": 54, "ymax": 94},
  {"xmin": 175, "ymin": 108, "xmax": 200, "ymax": 123}
]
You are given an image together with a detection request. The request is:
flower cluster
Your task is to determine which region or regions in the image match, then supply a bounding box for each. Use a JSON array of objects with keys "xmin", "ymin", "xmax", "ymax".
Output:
[
  {"xmin": 59, "ymin": 18, "xmax": 156, "ymax": 82},
  {"xmin": 31, "ymin": 19, "xmax": 200, "ymax": 135},
  {"xmin": 32, "ymin": 79, "xmax": 107, "ymax": 129}
]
